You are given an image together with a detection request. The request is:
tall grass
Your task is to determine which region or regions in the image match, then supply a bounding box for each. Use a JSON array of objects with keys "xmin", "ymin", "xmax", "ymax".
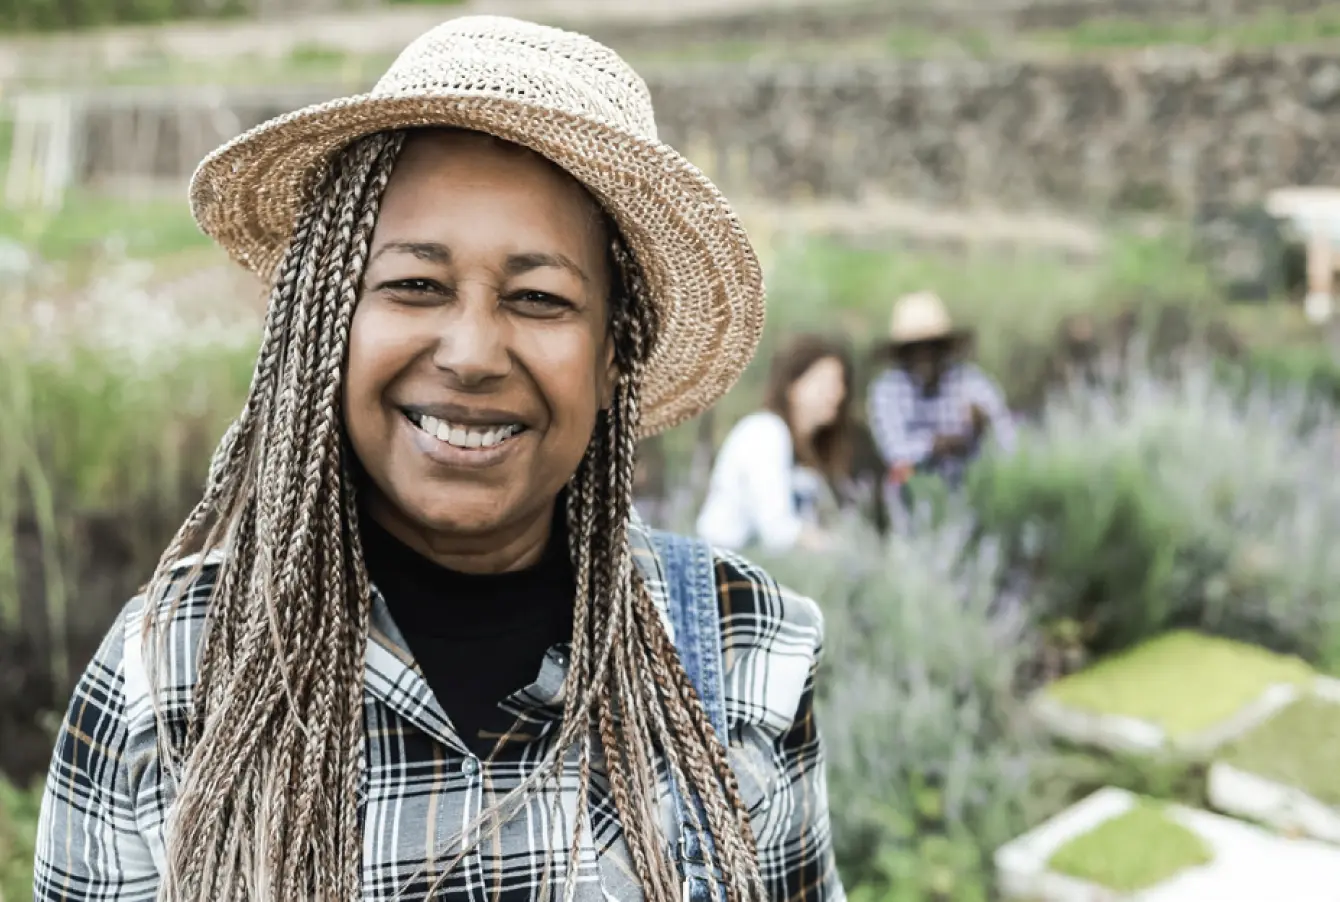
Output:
[{"xmin": 0, "ymin": 251, "xmax": 257, "ymax": 702}]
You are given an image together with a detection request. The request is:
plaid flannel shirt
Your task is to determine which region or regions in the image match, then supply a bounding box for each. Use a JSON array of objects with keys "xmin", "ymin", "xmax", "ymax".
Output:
[
  {"xmin": 33, "ymin": 517, "xmax": 844, "ymax": 902},
  {"xmin": 867, "ymin": 362, "xmax": 1015, "ymax": 487}
]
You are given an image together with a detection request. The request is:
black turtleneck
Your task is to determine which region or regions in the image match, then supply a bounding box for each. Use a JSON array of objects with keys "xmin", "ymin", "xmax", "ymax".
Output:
[{"xmin": 360, "ymin": 507, "xmax": 575, "ymax": 758}]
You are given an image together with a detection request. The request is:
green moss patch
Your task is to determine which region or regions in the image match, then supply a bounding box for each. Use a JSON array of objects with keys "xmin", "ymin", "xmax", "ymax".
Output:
[
  {"xmin": 1222, "ymin": 695, "xmax": 1340, "ymax": 807},
  {"xmin": 1044, "ymin": 631, "xmax": 1313, "ymax": 739},
  {"xmin": 1048, "ymin": 800, "xmax": 1213, "ymax": 892}
]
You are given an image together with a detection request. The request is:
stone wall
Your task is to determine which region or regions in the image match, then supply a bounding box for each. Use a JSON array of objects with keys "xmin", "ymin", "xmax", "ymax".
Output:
[
  {"xmin": 651, "ymin": 48, "xmax": 1340, "ymax": 213},
  {"xmin": 588, "ymin": 0, "xmax": 1336, "ymax": 53},
  {"xmin": 36, "ymin": 46, "xmax": 1340, "ymax": 213}
]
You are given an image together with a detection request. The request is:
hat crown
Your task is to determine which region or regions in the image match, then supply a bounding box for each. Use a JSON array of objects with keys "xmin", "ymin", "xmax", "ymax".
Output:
[
  {"xmin": 373, "ymin": 15, "xmax": 658, "ymax": 141},
  {"xmin": 889, "ymin": 290, "xmax": 954, "ymax": 342}
]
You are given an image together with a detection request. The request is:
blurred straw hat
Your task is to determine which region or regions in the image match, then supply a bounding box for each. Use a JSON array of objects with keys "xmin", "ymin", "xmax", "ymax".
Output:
[
  {"xmin": 189, "ymin": 15, "xmax": 763, "ymax": 437},
  {"xmin": 886, "ymin": 291, "xmax": 968, "ymax": 347}
]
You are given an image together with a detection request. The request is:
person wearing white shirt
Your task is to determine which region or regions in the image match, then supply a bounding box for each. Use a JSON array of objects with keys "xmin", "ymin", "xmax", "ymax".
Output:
[{"xmin": 696, "ymin": 334, "xmax": 855, "ymax": 553}]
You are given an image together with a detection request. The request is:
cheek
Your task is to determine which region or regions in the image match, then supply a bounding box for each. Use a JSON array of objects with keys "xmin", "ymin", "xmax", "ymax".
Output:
[
  {"xmin": 524, "ymin": 331, "xmax": 606, "ymax": 434},
  {"xmin": 343, "ymin": 307, "xmax": 415, "ymax": 440}
]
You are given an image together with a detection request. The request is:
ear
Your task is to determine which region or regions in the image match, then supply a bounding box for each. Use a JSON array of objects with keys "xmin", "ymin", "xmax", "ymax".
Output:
[{"xmin": 600, "ymin": 338, "xmax": 620, "ymax": 411}]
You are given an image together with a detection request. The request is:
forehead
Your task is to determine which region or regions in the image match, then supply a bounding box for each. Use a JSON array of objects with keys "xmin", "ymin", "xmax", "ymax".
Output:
[
  {"xmin": 796, "ymin": 355, "xmax": 843, "ymax": 381},
  {"xmin": 374, "ymin": 130, "xmax": 606, "ymax": 253}
]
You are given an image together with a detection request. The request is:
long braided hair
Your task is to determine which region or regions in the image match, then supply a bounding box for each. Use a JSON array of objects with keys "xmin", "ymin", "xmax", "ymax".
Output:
[{"xmin": 142, "ymin": 131, "xmax": 768, "ymax": 902}]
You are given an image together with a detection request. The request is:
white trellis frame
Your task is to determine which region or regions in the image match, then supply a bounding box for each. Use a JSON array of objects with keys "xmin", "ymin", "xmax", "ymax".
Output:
[{"xmin": 2, "ymin": 90, "xmax": 82, "ymax": 212}]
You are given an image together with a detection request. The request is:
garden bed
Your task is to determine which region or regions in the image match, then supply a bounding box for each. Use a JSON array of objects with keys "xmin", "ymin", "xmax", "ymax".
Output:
[
  {"xmin": 996, "ymin": 786, "xmax": 1340, "ymax": 901},
  {"xmin": 1046, "ymin": 799, "xmax": 1212, "ymax": 893},
  {"xmin": 1031, "ymin": 631, "xmax": 1314, "ymax": 756},
  {"xmin": 1209, "ymin": 677, "xmax": 1340, "ymax": 844}
]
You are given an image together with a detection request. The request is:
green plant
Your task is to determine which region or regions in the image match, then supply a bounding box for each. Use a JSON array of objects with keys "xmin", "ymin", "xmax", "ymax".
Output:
[
  {"xmin": 970, "ymin": 352, "xmax": 1340, "ymax": 664},
  {"xmin": 0, "ymin": 778, "xmax": 41, "ymax": 902},
  {"xmin": 753, "ymin": 513, "xmax": 1049, "ymax": 898},
  {"xmin": 0, "ymin": 255, "xmax": 256, "ymax": 729},
  {"xmin": 1221, "ymin": 694, "xmax": 1340, "ymax": 807},
  {"xmin": 0, "ymin": 0, "xmax": 244, "ymax": 31},
  {"xmin": 1043, "ymin": 631, "xmax": 1313, "ymax": 738},
  {"xmin": 970, "ymin": 443, "xmax": 1182, "ymax": 650},
  {"xmin": 1046, "ymin": 799, "xmax": 1213, "ymax": 892},
  {"xmin": 0, "ymin": 196, "xmax": 207, "ymax": 263}
]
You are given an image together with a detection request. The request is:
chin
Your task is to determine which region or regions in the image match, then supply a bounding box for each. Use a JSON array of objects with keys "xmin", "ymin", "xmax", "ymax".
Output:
[{"xmin": 407, "ymin": 488, "xmax": 517, "ymax": 536}]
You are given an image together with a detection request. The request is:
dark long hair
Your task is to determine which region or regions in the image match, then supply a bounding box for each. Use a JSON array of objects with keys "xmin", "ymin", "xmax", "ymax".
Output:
[{"xmin": 763, "ymin": 333, "xmax": 855, "ymax": 485}]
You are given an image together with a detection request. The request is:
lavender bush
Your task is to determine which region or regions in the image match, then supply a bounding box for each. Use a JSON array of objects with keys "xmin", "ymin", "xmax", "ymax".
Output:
[
  {"xmin": 754, "ymin": 511, "xmax": 1047, "ymax": 901},
  {"xmin": 970, "ymin": 345, "xmax": 1340, "ymax": 667}
]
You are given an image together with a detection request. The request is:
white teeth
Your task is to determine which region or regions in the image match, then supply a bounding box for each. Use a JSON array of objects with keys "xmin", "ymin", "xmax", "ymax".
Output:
[{"xmin": 409, "ymin": 412, "xmax": 522, "ymax": 449}]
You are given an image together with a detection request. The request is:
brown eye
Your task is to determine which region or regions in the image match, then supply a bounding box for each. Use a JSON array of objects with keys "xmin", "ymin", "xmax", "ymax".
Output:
[{"xmin": 507, "ymin": 291, "xmax": 573, "ymax": 312}]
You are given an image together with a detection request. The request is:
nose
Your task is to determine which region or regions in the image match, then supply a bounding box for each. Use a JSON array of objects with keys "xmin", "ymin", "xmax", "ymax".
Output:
[{"xmin": 430, "ymin": 287, "xmax": 512, "ymax": 388}]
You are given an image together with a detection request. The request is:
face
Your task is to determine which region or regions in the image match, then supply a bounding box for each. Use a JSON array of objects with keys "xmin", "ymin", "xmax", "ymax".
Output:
[
  {"xmin": 343, "ymin": 130, "xmax": 614, "ymax": 565},
  {"xmin": 787, "ymin": 355, "xmax": 847, "ymax": 439},
  {"xmin": 902, "ymin": 340, "xmax": 951, "ymax": 383}
]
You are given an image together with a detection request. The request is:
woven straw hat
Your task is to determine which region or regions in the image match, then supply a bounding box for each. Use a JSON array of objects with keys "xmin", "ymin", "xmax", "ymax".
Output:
[
  {"xmin": 189, "ymin": 15, "xmax": 764, "ymax": 437},
  {"xmin": 886, "ymin": 291, "xmax": 966, "ymax": 346}
]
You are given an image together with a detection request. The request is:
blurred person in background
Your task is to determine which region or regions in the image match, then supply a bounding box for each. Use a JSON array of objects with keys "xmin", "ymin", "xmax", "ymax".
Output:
[
  {"xmin": 696, "ymin": 333, "xmax": 862, "ymax": 553},
  {"xmin": 868, "ymin": 291, "xmax": 1015, "ymax": 507},
  {"xmin": 33, "ymin": 16, "xmax": 844, "ymax": 902}
]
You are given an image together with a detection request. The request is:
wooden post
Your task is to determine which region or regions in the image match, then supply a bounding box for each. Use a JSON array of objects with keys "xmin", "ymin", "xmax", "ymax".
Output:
[{"xmin": 1305, "ymin": 229, "xmax": 1334, "ymax": 325}]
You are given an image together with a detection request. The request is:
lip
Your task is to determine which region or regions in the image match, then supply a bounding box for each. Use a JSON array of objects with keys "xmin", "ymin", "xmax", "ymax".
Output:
[
  {"xmin": 399, "ymin": 410, "xmax": 528, "ymax": 470},
  {"xmin": 399, "ymin": 401, "xmax": 530, "ymax": 429}
]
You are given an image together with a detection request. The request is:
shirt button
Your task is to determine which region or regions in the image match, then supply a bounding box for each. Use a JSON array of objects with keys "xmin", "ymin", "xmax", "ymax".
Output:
[{"xmin": 461, "ymin": 756, "xmax": 480, "ymax": 776}]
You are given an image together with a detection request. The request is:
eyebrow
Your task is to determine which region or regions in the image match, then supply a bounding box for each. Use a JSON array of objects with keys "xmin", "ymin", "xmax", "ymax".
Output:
[
  {"xmin": 371, "ymin": 241, "xmax": 453, "ymax": 266},
  {"xmin": 503, "ymin": 251, "xmax": 590, "ymax": 285},
  {"xmin": 370, "ymin": 241, "xmax": 590, "ymax": 284}
]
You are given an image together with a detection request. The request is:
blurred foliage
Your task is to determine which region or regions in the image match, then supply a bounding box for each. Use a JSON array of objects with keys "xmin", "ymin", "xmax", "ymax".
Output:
[
  {"xmin": 754, "ymin": 515, "xmax": 1043, "ymax": 902},
  {"xmin": 967, "ymin": 352, "xmax": 1340, "ymax": 668},
  {"xmin": 0, "ymin": 196, "xmax": 207, "ymax": 263},
  {"xmin": 0, "ymin": 778, "xmax": 40, "ymax": 902},
  {"xmin": 0, "ymin": 0, "xmax": 459, "ymax": 29},
  {"xmin": 0, "ymin": 0, "xmax": 244, "ymax": 31}
]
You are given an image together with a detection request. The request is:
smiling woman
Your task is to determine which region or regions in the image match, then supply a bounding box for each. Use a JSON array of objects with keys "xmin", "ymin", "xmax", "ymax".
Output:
[
  {"xmin": 31, "ymin": 15, "xmax": 844, "ymax": 902},
  {"xmin": 347, "ymin": 132, "xmax": 618, "ymax": 570}
]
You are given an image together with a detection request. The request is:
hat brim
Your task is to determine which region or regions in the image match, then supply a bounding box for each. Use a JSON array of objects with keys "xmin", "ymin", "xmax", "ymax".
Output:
[
  {"xmin": 189, "ymin": 93, "xmax": 764, "ymax": 438},
  {"xmin": 873, "ymin": 329, "xmax": 973, "ymax": 358}
]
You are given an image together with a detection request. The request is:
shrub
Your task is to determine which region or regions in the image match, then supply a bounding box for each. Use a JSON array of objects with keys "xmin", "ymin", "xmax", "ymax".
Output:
[
  {"xmin": 753, "ymin": 510, "xmax": 1048, "ymax": 900},
  {"xmin": 969, "ymin": 350, "xmax": 1340, "ymax": 667},
  {"xmin": 0, "ymin": 778, "xmax": 40, "ymax": 902}
]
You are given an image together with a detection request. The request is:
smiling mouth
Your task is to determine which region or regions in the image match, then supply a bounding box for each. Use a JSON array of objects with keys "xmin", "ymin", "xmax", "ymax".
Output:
[{"xmin": 402, "ymin": 410, "xmax": 527, "ymax": 450}]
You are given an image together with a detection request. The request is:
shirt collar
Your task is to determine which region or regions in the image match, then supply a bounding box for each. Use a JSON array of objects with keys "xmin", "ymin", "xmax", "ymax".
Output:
[{"xmin": 363, "ymin": 510, "xmax": 674, "ymax": 747}]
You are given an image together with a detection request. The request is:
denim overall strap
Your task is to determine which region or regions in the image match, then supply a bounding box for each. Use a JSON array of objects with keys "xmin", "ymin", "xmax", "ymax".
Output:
[{"xmin": 650, "ymin": 530, "xmax": 728, "ymax": 902}]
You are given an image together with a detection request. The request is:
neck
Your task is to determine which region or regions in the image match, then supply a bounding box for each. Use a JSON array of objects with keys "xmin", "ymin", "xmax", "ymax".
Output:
[{"xmin": 362, "ymin": 495, "xmax": 557, "ymax": 574}]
